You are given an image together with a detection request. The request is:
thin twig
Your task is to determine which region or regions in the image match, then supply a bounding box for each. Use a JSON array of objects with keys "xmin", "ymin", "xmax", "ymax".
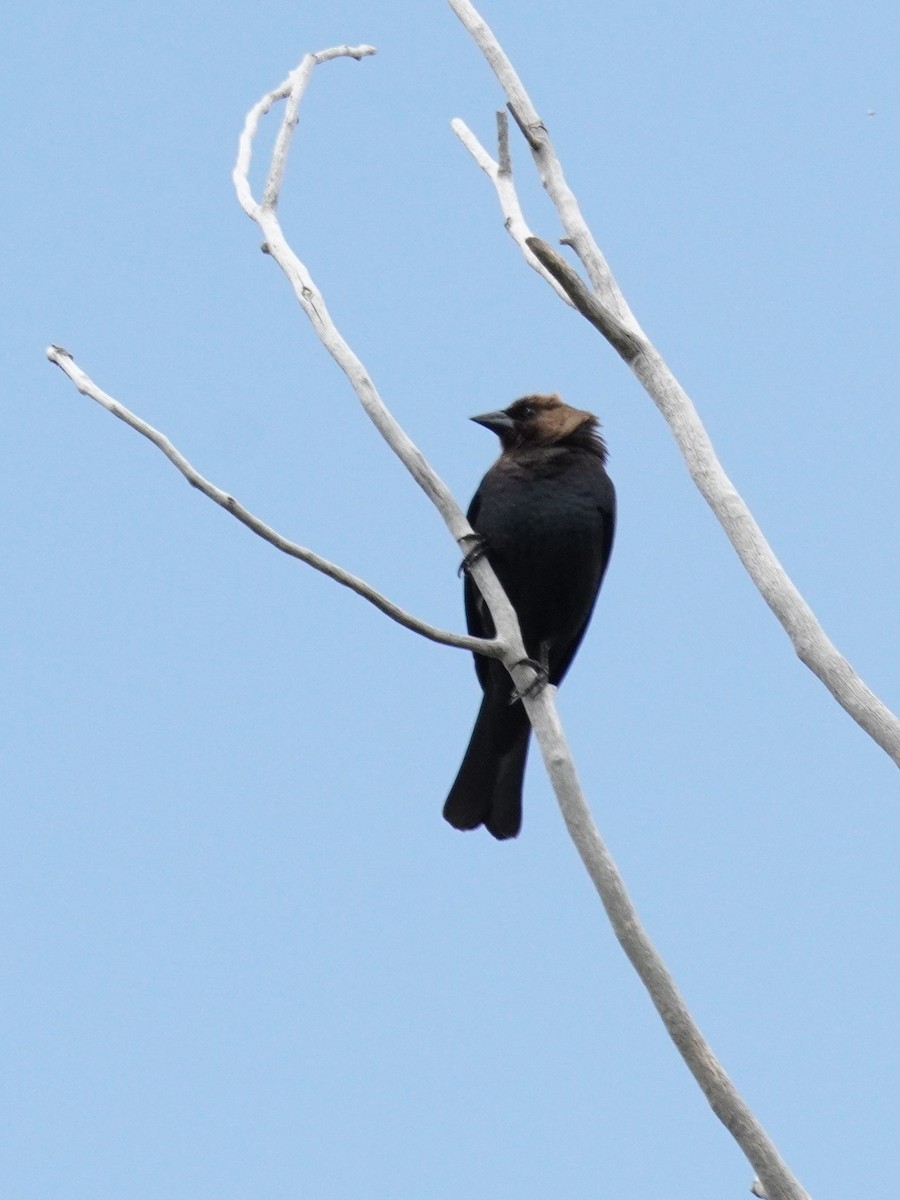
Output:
[
  {"xmin": 450, "ymin": 117, "xmax": 573, "ymax": 305},
  {"xmin": 235, "ymin": 45, "xmax": 377, "ymax": 220},
  {"xmin": 45, "ymin": 345, "xmax": 498, "ymax": 658}
]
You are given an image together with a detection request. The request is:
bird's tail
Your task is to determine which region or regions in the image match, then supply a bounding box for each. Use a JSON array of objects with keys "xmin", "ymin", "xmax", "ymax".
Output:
[{"xmin": 443, "ymin": 694, "xmax": 531, "ymax": 840}]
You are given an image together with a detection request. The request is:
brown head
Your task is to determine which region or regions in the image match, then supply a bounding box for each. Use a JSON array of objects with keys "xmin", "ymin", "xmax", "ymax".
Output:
[{"xmin": 471, "ymin": 394, "xmax": 607, "ymax": 461}]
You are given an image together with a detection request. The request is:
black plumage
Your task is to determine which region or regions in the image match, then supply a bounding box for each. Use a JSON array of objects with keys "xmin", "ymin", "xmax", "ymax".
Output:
[{"xmin": 443, "ymin": 394, "xmax": 616, "ymax": 840}]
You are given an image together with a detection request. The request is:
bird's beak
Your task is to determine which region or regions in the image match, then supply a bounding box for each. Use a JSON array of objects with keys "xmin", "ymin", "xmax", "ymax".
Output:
[{"xmin": 471, "ymin": 410, "xmax": 515, "ymax": 435}]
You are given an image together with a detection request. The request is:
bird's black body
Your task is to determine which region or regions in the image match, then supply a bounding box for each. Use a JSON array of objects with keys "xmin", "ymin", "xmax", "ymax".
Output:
[{"xmin": 443, "ymin": 394, "xmax": 616, "ymax": 840}]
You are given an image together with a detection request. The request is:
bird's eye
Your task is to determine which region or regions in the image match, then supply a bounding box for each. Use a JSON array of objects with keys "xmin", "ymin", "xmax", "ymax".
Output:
[{"xmin": 519, "ymin": 405, "xmax": 535, "ymax": 419}]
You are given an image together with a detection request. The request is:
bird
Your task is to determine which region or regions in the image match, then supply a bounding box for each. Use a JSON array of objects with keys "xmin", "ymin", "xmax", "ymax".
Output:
[{"xmin": 443, "ymin": 393, "xmax": 616, "ymax": 840}]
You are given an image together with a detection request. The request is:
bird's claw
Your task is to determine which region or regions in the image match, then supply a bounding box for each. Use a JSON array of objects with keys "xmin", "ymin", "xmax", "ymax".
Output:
[
  {"xmin": 509, "ymin": 657, "xmax": 549, "ymax": 703},
  {"xmin": 458, "ymin": 534, "xmax": 487, "ymax": 577}
]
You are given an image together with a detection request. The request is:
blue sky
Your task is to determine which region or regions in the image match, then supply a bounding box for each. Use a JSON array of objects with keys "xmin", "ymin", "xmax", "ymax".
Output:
[{"xmin": 4, "ymin": 2, "xmax": 899, "ymax": 1197}]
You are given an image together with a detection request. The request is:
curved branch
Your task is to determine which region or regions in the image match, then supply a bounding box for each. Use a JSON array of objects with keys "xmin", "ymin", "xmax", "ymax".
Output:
[
  {"xmin": 44, "ymin": 344, "xmax": 498, "ymax": 658},
  {"xmin": 234, "ymin": 44, "xmax": 378, "ymax": 219},
  {"xmin": 449, "ymin": 0, "xmax": 900, "ymax": 771},
  {"xmin": 234, "ymin": 49, "xmax": 466, "ymax": 527},
  {"xmin": 231, "ymin": 43, "xmax": 538, "ymax": 695}
]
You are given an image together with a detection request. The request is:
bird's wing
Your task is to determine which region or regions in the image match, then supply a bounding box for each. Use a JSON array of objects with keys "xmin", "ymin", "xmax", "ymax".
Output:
[
  {"xmin": 548, "ymin": 476, "xmax": 616, "ymax": 684},
  {"xmin": 464, "ymin": 487, "xmax": 495, "ymax": 689}
]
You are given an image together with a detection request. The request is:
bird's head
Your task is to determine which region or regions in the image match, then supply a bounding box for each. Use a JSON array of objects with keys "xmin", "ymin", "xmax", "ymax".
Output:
[{"xmin": 471, "ymin": 394, "xmax": 607, "ymax": 460}]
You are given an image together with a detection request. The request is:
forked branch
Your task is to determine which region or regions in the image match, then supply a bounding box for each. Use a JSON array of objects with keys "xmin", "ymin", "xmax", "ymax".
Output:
[{"xmin": 448, "ymin": 0, "xmax": 900, "ymax": 770}]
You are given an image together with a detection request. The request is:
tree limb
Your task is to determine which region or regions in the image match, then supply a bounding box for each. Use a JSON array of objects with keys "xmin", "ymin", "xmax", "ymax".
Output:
[
  {"xmin": 44, "ymin": 344, "xmax": 497, "ymax": 658},
  {"xmin": 443, "ymin": 3, "xmax": 897, "ymax": 1198},
  {"xmin": 448, "ymin": 0, "xmax": 636, "ymax": 322},
  {"xmin": 449, "ymin": 0, "xmax": 900, "ymax": 771},
  {"xmin": 524, "ymin": 685, "xmax": 808, "ymax": 1200},
  {"xmin": 450, "ymin": 113, "xmax": 573, "ymax": 304},
  {"xmin": 230, "ymin": 45, "xmax": 541, "ymax": 691}
]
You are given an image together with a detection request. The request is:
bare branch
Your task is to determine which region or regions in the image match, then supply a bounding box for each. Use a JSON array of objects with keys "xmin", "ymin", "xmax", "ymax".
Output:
[
  {"xmin": 231, "ymin": 44, "xmax": 542, "ymax": 699},
  {"xmin": 522, "ymin": 685, "xmax": 809, "ymax": 1200},
  {"xmin": 235, "ymin": 48, "xmax": 469, "ymax": 536},
  {"xmin": 450, "ymin": 116, "xmax": 573, "ymax": 305},
  {"xmin": 448, "ymin": 0, "xmax": 636, "ymax": 322},
  {"xmin": 234, "ymin": 45, "xmax": 377, "ymax": 220},
  {"xmin": 445, "ymin": 4, "xmax": 893, "ymax": 1198},
  {"xmin": 262, "ymin": 46, "xmax": 377, "ymax": 212},
  {"xmin": 46, "ymin": 45, "xmax": 539, "ymax": 694},
  {"xmin": 45, "ymin": 345, "xmax": 498, "ymax": 658},
  {"xmin": 450, "ymin": 0, "xmax": 900, "ymax": 771}
]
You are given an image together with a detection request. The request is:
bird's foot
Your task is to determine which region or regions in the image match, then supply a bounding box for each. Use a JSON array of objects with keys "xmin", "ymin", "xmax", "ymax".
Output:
[
  {"xmin": 509, "ymin": 657, "xmax": 549, "ymax": 703},
  {"xmin": 458, "ymin": 534, "xmax": 487, "ymax": 577}
]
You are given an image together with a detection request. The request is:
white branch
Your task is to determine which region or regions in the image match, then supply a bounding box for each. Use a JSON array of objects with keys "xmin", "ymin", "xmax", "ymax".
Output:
[
  {"xmin": 44, "ymin": 344, "xmax": 497, "ymax": 658},
  {"xmin": 449, "ymin": 0, "xmax": 900, "ymax": 772},
  {"xmin": 448, "ymin": 0, "xmax": 636, "ymax": 322},
  {"xmin": 523, "ymin": 686, "xmax": 808, "ymax": 1200},
  {"xmin": 507, "ymin": 431, "xmax": 815, "ymax": 1191},
  {"xmin": 234, "ymin": 49, "xmax": 472, "ymax": 544},
  {"xmin": 444, "ymin": 3, "xmax": 887, "ymax": 1198},
  {"xmin": 233, "ymin": 45, "xmax": 377, "ymax": 219},
  {"xmin": 45, "ymin": 47, "xmax": 536, "ymax": 695},
  {"xmin": 450, "ymin": 112, "xmax": 573, "ymax": 305},
  {"xmin": 230, "ymin": 44, "xmax": 547, "ymax": 701}
]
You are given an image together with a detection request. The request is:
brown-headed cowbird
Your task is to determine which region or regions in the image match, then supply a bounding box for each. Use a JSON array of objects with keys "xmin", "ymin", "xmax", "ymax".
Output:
[{"xmin": 443, "ymin": 394, "xmax": 615, "ymax": 840}]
